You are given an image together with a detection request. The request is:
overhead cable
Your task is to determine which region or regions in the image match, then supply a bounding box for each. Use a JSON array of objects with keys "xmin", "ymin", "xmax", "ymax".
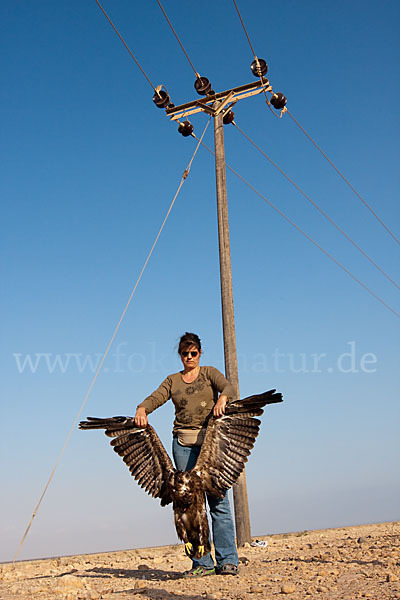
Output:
[
  {"xmin": 12, "ymin": 119, "xmax": 211, "ymax": 563},
  {"xmin": 232, "ymin": 0, "xmax": 257, "ymax": 57},
  {"xmin": 231, "ymin": 0, "xmax": 399, "ymax": 246},
  {"xmin": 233, "ymin": 122, "xmax": 400, "ymax": 291},
  {"xmin": 192, "ymin": 134, "xmax": 400, "ymax": 320},
  {"xmin": 95, "ymin": 0, "xmax": 156, "ymax": 91},
  {"xmin": 155, "ymin": 0, "xmax": 200, "ymax": 77},
  {"xmin": 286, "ymin": 110, "xmax": 400, "ymax": 247},
  {"xmin": 231, "ymin": 0, "xmax": 283, "ymax": 119}
]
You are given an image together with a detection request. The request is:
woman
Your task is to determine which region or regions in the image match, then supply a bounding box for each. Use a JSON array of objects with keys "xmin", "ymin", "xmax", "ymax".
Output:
[{"xmin": 135, "ymin": 332, "xmax": 239, "ymax": 577}]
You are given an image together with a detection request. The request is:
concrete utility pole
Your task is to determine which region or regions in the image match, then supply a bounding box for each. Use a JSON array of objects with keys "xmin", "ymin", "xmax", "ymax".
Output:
[{"xmin": 166, "ymin": 78, "xmax": 272, "ymax": 546}]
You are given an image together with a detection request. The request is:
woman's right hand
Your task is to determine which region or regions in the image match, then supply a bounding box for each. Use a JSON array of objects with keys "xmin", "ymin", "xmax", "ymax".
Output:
[{"xmin": 135, "ymin": 407, "xmax": 148, "ymax": 428}]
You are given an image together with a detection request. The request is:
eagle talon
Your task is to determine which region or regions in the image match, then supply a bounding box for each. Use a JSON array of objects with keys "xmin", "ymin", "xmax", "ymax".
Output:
[{"xmin": 185, "ymin": 542, "xmax": 193, "ymax": 557}]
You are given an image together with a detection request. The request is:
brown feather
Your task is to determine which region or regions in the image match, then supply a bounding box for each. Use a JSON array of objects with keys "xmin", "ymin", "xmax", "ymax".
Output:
[
  {"xmin": 79, "ymin": 389, "xmax": 282, "ymax": 556},
  {"xmin": 194, "ymin": 390, "xmax": 282, "ymax": 496}
]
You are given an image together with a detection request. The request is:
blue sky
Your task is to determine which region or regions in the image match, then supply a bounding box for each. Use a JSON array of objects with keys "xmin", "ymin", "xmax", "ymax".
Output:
[{"xmin": 1, "ymin": 0, "xmax": 399, "ymax": 562}]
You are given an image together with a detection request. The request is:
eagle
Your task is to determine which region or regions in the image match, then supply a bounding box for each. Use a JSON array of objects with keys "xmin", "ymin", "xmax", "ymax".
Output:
[{"xmin": 79, "ymin": 389, "xmax": 282, "ymax": 558}]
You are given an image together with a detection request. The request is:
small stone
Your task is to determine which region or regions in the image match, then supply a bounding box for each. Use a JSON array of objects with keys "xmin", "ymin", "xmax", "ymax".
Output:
[
  {"xmin": 319, "ymin": 553, "xmax": 330, "ymax": 561},
  {"xmin": 243, "ymin": 542, "xmax": 251, "ymax": 548},
  {"xmin": 358, "ymin": 537, "xmax": 368, "ymax": 544},
  {"xmin": 281, "ymin": 583, "xmax": 296, "ymax": 594},
  {"xmin": 59, "ymin": 574, "xmax": 85, "ymax": 589},
  {"xmin": 78, "ymin": 593, "xmax": 98, "ymax": 600},
  {"xmin": 249, "ymin": 586, "xmax": 263, "ymax": 593},
  {"xmin": 135, "ymin": 580, "xmax": 148, "ymax": 589},
  {"xmin": 239, "ymin": 556, "xmax": 249, "ymax": 565},
  {"xmin": 317, "ymin": 586, "xmax": 329, "ymax": 593},
  {"xmin": 387, "ymin": 573, "xmax": 398, "ymax": 582},
  {"xmin": 10, "ymin": 585, "xmax": 21, "ymax": 594}
]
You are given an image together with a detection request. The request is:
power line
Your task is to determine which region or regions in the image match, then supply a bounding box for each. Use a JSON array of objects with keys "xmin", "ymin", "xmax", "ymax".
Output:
[
  {"xmin": 192, "ymin": 134, "xmax": 400, "ymax": 320},
  {"xmin": 231, "ymin": 0, "xmax": 284, "ymax": 120},
  {"xmin": 230, "ymin": 0, "xmax": 400, "ymax": 247},
  {"xmin": 95, "ymin": 0, "xmax": 156, "ymax": 91},
  {"xmin": 232, "ymin": 0, "xmax": 257, "ymax": 58},
  {"xmin": 12, "ymin": 120, "xmax": 211, "ymax": 563},
  {"xmin": 233, "ymin": 122, "xmax": 400, "ymax": 291},
  {"xmin": 286, "ymin": 110, "xmax": 400, "ymax": 247},
  {"xmin": 155, "ymin": 0, "xmax": 200, "ymax": 77}
]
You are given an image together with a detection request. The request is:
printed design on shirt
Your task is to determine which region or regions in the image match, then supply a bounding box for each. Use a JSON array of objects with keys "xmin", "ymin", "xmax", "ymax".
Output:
[
  {"xmin": 177, "ymin": 397, "xmax": 188, "ymax": 410},
  {"xmin": 178, "ymin": 411, "xmax": 192, "ymax": 425},
  {"xmin": 185, "ymin": 377, "xmax": 206, "ymax": 396}
]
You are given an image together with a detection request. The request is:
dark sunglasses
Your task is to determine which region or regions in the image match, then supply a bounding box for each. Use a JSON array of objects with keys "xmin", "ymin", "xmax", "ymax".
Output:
[{"xmin": 181, "ymin": 351, "xmax": 199, "ymax": 358}]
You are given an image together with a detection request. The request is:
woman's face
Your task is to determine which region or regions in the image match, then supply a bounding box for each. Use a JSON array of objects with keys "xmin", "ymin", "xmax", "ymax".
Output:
[{"xmin": 180, "ymin": 344, "xmax": 201, "ymax": 370}]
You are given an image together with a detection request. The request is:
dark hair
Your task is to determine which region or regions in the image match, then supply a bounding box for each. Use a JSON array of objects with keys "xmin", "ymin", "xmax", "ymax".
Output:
[{"xmin": 178, "ymin": 332, "xmax": 202, "ymax": 354}]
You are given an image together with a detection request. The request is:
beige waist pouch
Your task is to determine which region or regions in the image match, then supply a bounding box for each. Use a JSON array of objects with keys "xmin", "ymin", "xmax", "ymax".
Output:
[{"xmin": 176, "ymin": 428, "xmax": 206, "ymax": 447}]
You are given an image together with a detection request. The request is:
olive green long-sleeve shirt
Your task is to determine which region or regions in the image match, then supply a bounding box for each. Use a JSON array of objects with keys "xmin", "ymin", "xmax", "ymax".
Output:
[{"xmin": 137, "ymin": 365, "xmax": 235, "ymax": 434}]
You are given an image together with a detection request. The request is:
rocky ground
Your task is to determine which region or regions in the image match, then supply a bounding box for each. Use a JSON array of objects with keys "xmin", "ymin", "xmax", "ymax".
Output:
[{"xmin": 1, "ymin": 522, "xmax": 399, "ymax": 600}]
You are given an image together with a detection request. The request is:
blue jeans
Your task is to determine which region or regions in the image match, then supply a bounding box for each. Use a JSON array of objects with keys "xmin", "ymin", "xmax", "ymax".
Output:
[{"xmin": 172, "ymin": 437, "xmax": 239, "ymax": 569}]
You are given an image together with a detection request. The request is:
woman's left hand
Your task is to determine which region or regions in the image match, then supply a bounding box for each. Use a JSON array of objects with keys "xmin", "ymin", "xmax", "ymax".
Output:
[{"xmin": 213, "ymin": 394, "xmax": 228, "ymax": 417}]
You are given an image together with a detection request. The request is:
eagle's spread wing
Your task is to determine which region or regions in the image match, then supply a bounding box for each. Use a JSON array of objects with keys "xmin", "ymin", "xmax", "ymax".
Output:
[
  {"xmin": 194, "ymin": 389, "xmax": 282, "ymax": 498},
  {"xmin": 79, "ymin": 417, "xmax": 175, "ymax": 506}
]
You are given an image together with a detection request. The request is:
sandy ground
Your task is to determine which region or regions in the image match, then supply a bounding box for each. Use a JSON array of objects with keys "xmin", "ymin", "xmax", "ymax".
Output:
[{"xmin": 1, "ymin": 522, "xmax": 399, "ymax": 600}]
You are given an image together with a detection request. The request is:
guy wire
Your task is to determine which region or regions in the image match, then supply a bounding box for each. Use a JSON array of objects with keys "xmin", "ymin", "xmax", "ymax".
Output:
[{"xmin": 12, "ymin": 119, "xmax": 211, "ymax": 563}]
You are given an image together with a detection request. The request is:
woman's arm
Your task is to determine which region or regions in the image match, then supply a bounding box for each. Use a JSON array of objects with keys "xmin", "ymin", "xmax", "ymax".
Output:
[
  {"xmin": 206, "ymin": 366, "xmax": 236, "ymax": 400},
  {"xmin": 135, "ymin": 406, "xmax": 148, "ymax": 427},
  {"xmin": 213, "ymin": 393, "xmax": 229, "ymax": 417},
  {"xmin": 206, "ymin": 366, "xmax": 235, "ymax": 417},
  {"xmin": 135, "ymin": 376, "xmax": 172, "ymax": 427}
]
